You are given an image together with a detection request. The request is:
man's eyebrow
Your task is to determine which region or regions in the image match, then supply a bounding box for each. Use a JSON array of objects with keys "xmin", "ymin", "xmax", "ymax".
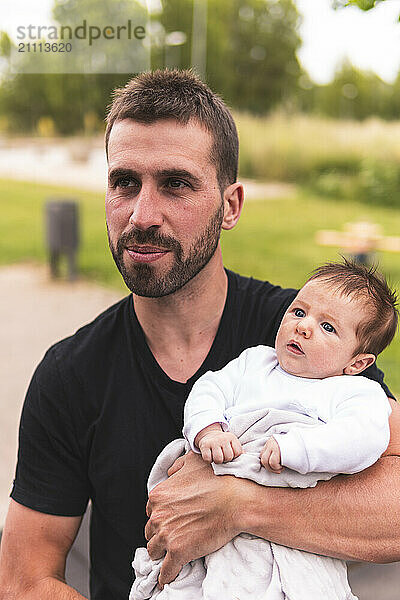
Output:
[
  {"xmin": 108, "ymin": 167, "xmax": 203, "ymax": 187},
  {"xmin": 158, "ymin": 169, "xmax": 202, "ymax": 186},
  {"xmin": 108, "ymin": 167, "xmax": 137, "ymax": 181}
]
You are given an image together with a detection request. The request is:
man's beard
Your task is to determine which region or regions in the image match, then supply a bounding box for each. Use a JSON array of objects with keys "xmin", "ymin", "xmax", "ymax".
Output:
[{"xmin": 107, "ymin": 202, "xmax": 224, "ymax": 297}]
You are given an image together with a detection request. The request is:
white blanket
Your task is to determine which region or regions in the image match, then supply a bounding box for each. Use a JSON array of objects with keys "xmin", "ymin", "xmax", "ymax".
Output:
[{"xmin": 130, "ymin": 408, "xmax": 358, "ymax": 600}]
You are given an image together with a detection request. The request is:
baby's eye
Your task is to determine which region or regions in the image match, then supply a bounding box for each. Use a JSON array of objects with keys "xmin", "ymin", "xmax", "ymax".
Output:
[
  {"xmin": 294, "ymin": 308, "xmax": 305, "ymax": 317},
  {"xmin": 322, "ymin": 322, "xmax": 335, "ymax": 333}
]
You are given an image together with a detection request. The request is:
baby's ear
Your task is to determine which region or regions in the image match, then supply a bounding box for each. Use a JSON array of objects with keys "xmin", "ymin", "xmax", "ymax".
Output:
[{"xmin": 343, "ymin": 353, "xmax": 376, "ymax": 376}]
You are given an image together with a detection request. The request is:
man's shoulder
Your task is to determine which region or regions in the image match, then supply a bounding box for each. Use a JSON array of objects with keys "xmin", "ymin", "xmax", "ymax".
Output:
[
  {"xmin": 227, "ymin": 269, "xmax": 297, "ymax": 303},
  {"xmin": 221, "ymin": 270, "xmax": 297, "ymax": 351},
  {"xmin": 47, "ymin": 294, "xmax": 132, "ymax": 366},
  {"xmin": 226, "ymin": 269, "xmax": 297, "ymax": 315}
]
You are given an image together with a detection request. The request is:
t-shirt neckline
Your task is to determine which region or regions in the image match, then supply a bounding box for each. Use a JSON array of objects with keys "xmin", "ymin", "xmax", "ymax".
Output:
[
  {"xmin": 128, "ymin": 269, "xmax": 235, "ymax": 389},
  {"xmin": 276, "ymin": 363, "xmax": 320, "ymax": 383}
]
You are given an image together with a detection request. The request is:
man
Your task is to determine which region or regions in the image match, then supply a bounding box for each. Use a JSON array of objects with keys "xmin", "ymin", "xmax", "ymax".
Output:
[{"xmin": 0, "ymin": 69, "xmax": 399, "ymax": 600}]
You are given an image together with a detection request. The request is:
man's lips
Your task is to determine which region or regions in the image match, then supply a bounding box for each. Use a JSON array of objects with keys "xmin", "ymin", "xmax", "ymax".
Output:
[
  {"xmin": 125, "ymin": 245, "xmax": 169, "ymax": 264},
  {"xmin": 287, "ymin": 340, "xmax": 304, "ymax": 355}
]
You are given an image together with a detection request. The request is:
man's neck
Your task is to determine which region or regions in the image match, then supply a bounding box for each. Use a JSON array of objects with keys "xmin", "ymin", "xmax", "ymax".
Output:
[{"xmin": 133, "ymin": 252, "xmax": 228, "ymax": 383}]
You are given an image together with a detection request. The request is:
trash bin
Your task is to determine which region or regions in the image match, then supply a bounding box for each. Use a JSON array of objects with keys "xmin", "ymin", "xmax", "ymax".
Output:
[{"xmin": 45, "ymin": 200, "xmax": 79, "ymax": 281}]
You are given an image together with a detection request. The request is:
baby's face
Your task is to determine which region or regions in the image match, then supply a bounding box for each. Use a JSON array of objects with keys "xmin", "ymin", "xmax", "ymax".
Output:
[{"xmin": 275, "ymin": 279, "xmax": 366, "ymax": 379}]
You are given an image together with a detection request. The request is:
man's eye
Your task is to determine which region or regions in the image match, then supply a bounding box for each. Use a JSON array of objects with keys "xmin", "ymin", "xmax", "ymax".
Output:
[
  {"xmin": 114, "ymin": 177, "xmax": 138, "ymax": 189},
  {"xmin": 294, "ymin": 308, "xmax": 305, "ymax": 317},
  {"xmin": 167, "ymin": 179, "xmax": 188, "ymax": 189},
  {"xmin": 322, "ymin": 322, "xmax": 335, "ymax": 333}
]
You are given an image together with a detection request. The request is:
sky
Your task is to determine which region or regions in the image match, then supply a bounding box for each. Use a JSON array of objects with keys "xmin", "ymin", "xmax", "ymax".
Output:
[
  {"xmin": 295, "ymin": 0, "xmax": 400, "ymax": 84},
  {"xmin": 2, "ymin": 0, "xmax": 400, "ymax": 83}
]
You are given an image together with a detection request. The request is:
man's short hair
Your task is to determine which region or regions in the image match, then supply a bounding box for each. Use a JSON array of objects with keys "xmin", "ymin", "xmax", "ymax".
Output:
[
  {"xmin": 105, "ymin": 69, "xmax": 238, "ymax": 191},
  {"xmin": 307, "ymin": 258, "xmax": 398, "ymax": 357}
]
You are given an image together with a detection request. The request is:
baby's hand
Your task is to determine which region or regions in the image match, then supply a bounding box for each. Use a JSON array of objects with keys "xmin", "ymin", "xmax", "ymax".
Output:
[
  {"xmin": 197, "ymin": 429, "xmax": 242, "ymax": 464},
  {"xmin": 260, "ymin": 437, "xmax": 282, "ymax": 473}
]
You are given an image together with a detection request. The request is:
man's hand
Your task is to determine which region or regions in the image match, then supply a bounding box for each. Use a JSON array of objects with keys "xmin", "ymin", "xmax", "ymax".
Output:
[
  {"xmin": 145, "ymin": 452, "xmax": 241, "ymax": 588},
  {"xmin": 260, "ymin": 437, "xmax": 282, "ymax": 473},
  {"xmin": 197, "ymin": 430, "xmax": 242, "ymax": 464}
]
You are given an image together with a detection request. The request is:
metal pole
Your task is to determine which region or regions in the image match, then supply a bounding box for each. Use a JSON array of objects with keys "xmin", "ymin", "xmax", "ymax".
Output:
[{"xmin": 191, "ymin": 0, "xmax": 207, "ymax": 80}]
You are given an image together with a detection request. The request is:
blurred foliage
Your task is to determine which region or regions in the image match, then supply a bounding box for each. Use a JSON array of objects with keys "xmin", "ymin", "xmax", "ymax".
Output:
[
  {"xmin": 152, "ymin": 0, "xmax": 302, "ymax": 114},
  {"xmin": 297, "ymin": 61, "xmax": 400, "ymax": 121},
  {"xmin": 236, "ymin": 111, "xmax": 400, "ymax": 208},
  {"xmin": 0, "ymin": 0, "xmax": 302, "ymax": 133},
  {"xmin": 312, "ymin": 158, "xmax": 400, "ymax": 208},
  {"xmin": 0, "ymin": 72, "xmax": 128, "ymax": 134},
  {"xmin": 0, "ymin": 31, "xmax": 11, "ymax": 58},
  {"xmin": 333, "ymin": 0, "xmax": 385, "ymax": 10},
  {"xmin": 1, "ymin": 0, "xmax": 400, "ymax": 133}
]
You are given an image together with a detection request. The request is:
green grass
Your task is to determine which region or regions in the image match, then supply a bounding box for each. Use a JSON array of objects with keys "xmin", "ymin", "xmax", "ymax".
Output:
[
  {"xmin": 1, "ymin": 178, "xmax": 399, "ymax": 395},
  {"xmin": 0, "ymin": 178, "xmax": 126, "ymax": 292}
]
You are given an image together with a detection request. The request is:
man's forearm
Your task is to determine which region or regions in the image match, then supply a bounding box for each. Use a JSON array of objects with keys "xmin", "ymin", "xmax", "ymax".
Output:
[
  {"xmin": 241, "ymin": 456, "xmax": 400, "ymax": 563},
  {"xmin": 0, "ymin": 577, "xmax": 86, "ymax": 600},
  {"xmin": 23, "ymin": 578, "xmax": 85, "ymax": 600}
]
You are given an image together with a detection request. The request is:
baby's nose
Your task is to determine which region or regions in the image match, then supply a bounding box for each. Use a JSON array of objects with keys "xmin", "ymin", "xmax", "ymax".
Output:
[{"xmin": 296, "ymin": 320, "xmax": 312, "ymax": 338}]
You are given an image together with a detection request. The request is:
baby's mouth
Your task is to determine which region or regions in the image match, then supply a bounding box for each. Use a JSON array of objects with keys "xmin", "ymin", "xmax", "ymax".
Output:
[{"xmin": 287, "ymin": 341, "xmax": 304, "ymax": 355}]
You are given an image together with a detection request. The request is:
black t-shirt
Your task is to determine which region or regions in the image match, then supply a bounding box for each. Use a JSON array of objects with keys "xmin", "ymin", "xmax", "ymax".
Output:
[{"xmin": 11, "ymin": 270, "xmax": 390, "ymax": 600}]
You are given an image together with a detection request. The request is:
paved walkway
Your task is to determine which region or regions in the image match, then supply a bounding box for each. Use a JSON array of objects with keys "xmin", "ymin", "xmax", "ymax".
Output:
[{"xmin": 1, "ymin": 263, "xmax": 399, "ymax": 598}]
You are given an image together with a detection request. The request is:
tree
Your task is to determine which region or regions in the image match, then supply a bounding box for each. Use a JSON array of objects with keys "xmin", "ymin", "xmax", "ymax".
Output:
[
  {"xmin": 0, "ymin": 0, "xmax": 303, "ymax": 132},
  {"xmin": 308, "ymin": 61, "xmax": 394, "ymax": 120},
  {"xmin": 0, "ymin": 0, "xmax": 147, "ymax": 134},
  {"xmin": 332, "ymin": 0, "xmax": 386, "ymax": 10},
  {"xmin": 153, "ymin": 0, "xmax": 303, "ymax": 114}
]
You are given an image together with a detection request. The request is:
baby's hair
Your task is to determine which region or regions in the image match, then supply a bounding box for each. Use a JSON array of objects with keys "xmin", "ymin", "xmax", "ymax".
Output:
[{"xmin": 307, "ymin": 258, "xmax": 398, "ymax": 356}]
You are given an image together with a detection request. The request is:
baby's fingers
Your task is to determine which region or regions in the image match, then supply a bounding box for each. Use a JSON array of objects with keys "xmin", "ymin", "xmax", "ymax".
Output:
[
  {"xmin": 231, "ymin": 437, "xmax": 242, "ymax": 458},
  {"xmin": 260, "ymin": 448, "xmax": 271, "ymax": 470},
  {"xmin": 200, "ymin": 446, "xmax": 212, "ymax": 464},
  {"xmin": 211, "ymin": 446, "xmax": 224, "ymax": 464},
  {"xmin": 268, "ymin": 450, "xmax": 282, "ymax": 473},
  {"xmin": 222, "ymin": 443, "xmax": 234, "ymax": 462}
]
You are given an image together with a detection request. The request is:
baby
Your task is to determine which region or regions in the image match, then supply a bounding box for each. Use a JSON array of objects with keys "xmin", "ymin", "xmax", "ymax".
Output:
[
  {"xmin": 184, "ymin": 259, "xmax": 398, "ymax": 479},
  {"xmin": 132, "ymin": 260, "xmax": 398, "ymax": 600}
]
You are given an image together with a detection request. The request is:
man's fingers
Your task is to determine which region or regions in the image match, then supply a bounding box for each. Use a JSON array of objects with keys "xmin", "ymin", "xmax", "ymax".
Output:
[
  {"xmin": 158, "ymin": 551, "xmax": 183, "ymax": 588},
  {"xmin": 146, "ymin": 533, "xmax": 167, "ymax": 560},
  {"xmin": 167, "ymin": 455, "xmax": 186, "ymax": 477},
  {"xmin": 144, "ymin": 517, "xmax": 154, "ymax": 541}
]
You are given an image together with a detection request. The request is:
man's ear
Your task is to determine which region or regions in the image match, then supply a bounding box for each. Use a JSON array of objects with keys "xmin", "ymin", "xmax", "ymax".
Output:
[
  {"xmin": 221, "ymin": 182, "xmax": 244, "ymax": 230},
  {"xmin": 343, "ymin": 353, "xmax": 376, "ymax": 375}
]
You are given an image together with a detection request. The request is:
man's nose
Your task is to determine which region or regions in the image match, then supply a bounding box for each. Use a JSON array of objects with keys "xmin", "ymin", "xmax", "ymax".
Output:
[
  {"xmin": 129, "ymin": 184, "xmax": 163, "ymax": 231},
  {"xmin": 296, "ymin": 319, "xmax": 312, "ymax": 338}
]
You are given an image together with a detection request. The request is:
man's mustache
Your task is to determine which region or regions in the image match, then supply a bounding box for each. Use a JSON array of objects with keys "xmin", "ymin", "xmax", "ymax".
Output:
[{"xmin": 117, "ymin": 228, "xmax": 182, "ymax": 253}]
